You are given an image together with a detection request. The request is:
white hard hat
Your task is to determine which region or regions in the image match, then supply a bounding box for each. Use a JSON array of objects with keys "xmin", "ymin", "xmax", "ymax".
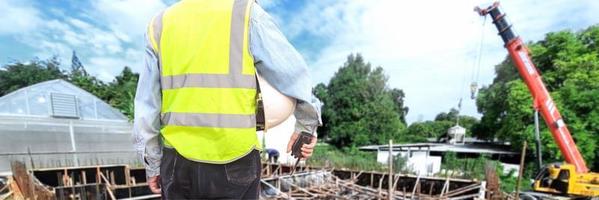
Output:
[{"xmin": 257, "ymin": 74, "xmax": 296, "ymax": 129}]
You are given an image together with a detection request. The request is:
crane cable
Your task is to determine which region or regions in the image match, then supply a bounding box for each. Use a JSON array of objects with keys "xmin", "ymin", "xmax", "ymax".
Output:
[
  {"xmin": 455, "ymin": 14, "xmax": 487, "ymax": 125},
  {"xmin": 470, "ymin": 15, "xmax": 487, "ymax": 100}
]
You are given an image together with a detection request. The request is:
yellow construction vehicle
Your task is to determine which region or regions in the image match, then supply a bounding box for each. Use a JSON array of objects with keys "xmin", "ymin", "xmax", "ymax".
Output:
[{"xmin": 533, "ymin": 163, "xmax": 599, "ymax": 197}]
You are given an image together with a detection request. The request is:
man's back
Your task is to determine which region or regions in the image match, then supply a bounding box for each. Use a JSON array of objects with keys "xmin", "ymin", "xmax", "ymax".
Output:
[
  {"xmin": 150, "ymin": 0, "xmax": 261, "ymax": 164},
  {"xmin": 133, "ymin": 0, "xmax": 321, "ymax": 198}
]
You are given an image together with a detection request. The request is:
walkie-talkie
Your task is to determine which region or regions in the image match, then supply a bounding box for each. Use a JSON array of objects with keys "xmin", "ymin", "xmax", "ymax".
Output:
[{"xmin": 290, "ymin": 131, "xmax": 314, "ymax": 175}]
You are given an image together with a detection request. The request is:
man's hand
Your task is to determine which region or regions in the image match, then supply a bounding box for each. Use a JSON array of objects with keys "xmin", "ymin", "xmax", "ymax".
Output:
[
  {"xmin": 148, "ymin": 176, "xmax": 161, "ymax": 194},
  {"xmin": 286, "ymin": 132, "xmax": 318, "ymax": 159}
]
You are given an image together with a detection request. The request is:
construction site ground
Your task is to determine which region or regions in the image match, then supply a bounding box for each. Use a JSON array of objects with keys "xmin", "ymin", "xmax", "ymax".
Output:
[{"xmin": 0, "ymin": 161, "xmax": 491, "ymax": 200}]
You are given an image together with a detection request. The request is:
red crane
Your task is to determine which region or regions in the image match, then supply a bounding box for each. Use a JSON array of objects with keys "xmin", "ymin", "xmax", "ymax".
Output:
[{"xmin": 475, "ymin": 2, "xmax": 588, "ymax": 173}]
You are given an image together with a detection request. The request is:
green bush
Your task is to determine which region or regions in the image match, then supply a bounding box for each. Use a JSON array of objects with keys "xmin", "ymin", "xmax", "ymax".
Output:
[
  {"xmin": 307, "ymin": 144, "xmax": 384, "ymax": 171},
  {"xmin": 439, "ymin": 152, "xmax": 532, "ymax": 192}
]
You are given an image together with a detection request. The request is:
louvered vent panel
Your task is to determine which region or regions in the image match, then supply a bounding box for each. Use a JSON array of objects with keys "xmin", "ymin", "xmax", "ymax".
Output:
[{"xmin": 50, "ymin": 93, "xmax": 80, "ymax": 118}]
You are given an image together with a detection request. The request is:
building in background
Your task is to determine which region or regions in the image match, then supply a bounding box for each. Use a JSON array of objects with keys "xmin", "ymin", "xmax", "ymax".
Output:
[
  {"xmin": 0, "ymin": 79, "xmax": 136, "ymax": 172},
  {"xmin": 360, "ymin": 126, "xmax": 520, "ymax": 176}
]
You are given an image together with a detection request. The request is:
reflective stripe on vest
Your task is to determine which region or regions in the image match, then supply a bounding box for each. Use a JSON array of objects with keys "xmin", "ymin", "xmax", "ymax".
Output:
[{"xmin": 148, "ymin": 0, "xmax": 260, "ymax": 164}]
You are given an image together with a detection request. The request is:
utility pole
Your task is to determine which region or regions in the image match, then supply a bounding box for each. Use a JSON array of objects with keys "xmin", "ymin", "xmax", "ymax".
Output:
[{"xmin": 515, "ymin": 141, "xmax": 527, "ymax": 199}]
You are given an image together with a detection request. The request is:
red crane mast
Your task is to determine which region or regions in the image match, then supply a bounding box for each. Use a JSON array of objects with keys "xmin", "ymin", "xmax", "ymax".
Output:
[{"xmin": 476, "ymin": 2, "xmax": 589, "ymax": 173}]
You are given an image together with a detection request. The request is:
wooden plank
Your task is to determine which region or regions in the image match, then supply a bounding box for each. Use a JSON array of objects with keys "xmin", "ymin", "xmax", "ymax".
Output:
[
  {"xmin": 10, "ymin": 161, "xmax": 54, "ymax": 200},
  {"xmin": 100, "ymin": 173, "xmax": 116, "ymax": 200},
  {"xmin": 285, "ymin": 180, "xmax": 317, "ymax": 198},
  {"xmin": 443, "ymin": 183, "xmax": 481, "ymax": 197},
  {"xmin": 0, "ymin": 191, "xmax": 14, "ymax": 200},
  {"xmin": 8, "ymin": 177, "xmax": 23, "ymax": 199},
  {"xmin": 10, "ymin": 161, "xmax": 34, "ymax": 199},
  {"xmin": 125, "ymin": 165, "xmax": 131, "ymax": 186},
  {"xmin": 82, "ymin": 171, "xmax": 87, "ymax": 185}
]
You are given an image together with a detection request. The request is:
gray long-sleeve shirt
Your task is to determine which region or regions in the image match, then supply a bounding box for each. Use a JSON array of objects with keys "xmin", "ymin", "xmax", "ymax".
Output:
[{"xmin": 133, "ymin": 4, "xmax": 321, "ymax": 177}]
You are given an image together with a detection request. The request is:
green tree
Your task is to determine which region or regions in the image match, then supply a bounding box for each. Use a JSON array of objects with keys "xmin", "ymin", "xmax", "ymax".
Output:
[
  {"xmin": 68, "ymin": 69, "xmax": 108, "ymax": 101},
  {"xmin": 316, "ymin": 54, "xmax": 407, "ymax": 147},
  {"xmin": 390, "ymin": 88, "xmax": 409, "ymax": 124},
  {"xmin": 106, "ymin": 66, "xmax": 139, "ymax": 120},
  {"xmin": 434, "ymin": 108, "xmax": 478, "ymax": 131},
  {"xmin": 402, "ymin": 120, "xmax": 453, "ymax": 142},
  {"xmin": 68, "ymin": 50, "xmax": 108, "ymax": 97},
  {"xmin": 64, "ymin": 53, "xmax": 139, "ymax": 120},
  {"xmin": 434, "ymin": 108, "xmax": 459, "ymax": 122},
  {"xmin": 474, "ymin": 25, "xmax": 599, "ymax": 170},
  {"xmin": 0, "ymin": 57, "xmax": 66, "ymax": 96},
  {"xmin": 402, "ymin": 108, "xmax": 478, "ymax": 142}
]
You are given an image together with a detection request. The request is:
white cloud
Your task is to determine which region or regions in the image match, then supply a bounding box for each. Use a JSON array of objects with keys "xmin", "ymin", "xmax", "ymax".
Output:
[
  {"xmin": 79, "ymin": 0, "xmax": 167, "ymax": 80},
  {"xmin": 33, "ymin": 40, "xmax": 71, "ymax": 60},
  {"xmin": 88, "ymin": 55, "xmax": 143, "ymax": 82},
  {"xmin": 271, "ymin": 0, "xmax": 599, "ymax": 124},
  {"xmin": 88, "ymin": 46, "xmax": 145, "ymax": 82},
  {"xmin": 14, "ymin": 16, "xmax": 129, "ymax": 74},
  {"xmin": 2, "ymin": 0, "xmax": 167, "ymax": 82},
  {"xmin": 280, "ymin": 1, "xmax": 353, "ymax": 39},
  {"xmin": 91, "ymin": 0, "xmax": 167, "ymax": 40},
  {"xmin": 0, "ymin": 0, "xmax": 42, "ymax": 35},
  {"xmin": 68, "ymin": 18, "xmax": 94, "ymax": 30}
]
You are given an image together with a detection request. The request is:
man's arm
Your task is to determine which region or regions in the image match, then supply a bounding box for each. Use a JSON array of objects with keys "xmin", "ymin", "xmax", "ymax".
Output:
[
  {"xmin": 249, "ymin": 4, "xmax": 322, "ymax": 134},
  {"xmin": 132, "ymin": 33, "xmax": 162, "ymax": 179}
]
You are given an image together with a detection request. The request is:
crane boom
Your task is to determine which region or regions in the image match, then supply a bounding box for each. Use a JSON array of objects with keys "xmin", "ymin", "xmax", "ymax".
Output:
[{"xmin": 476, "ymin": 2, "xmax": 589, "ymax": 173}]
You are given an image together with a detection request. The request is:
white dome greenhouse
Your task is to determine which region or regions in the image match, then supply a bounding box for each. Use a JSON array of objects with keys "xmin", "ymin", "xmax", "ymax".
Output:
[{"xmin": 0, "ymin": 79, "xmax": 137, "ymax": 172}]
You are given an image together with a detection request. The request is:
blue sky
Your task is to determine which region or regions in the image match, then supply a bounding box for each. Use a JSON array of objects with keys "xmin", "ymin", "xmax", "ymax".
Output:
[{"xmin": 1, "ymin": 0, "xmax": 598, "ymax": 123}]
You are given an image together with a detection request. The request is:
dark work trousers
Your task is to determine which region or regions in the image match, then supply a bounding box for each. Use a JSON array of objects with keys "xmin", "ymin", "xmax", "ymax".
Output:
[{"xmin": 160, "ymin": 147, "xmax": 261, "ymax": 199}]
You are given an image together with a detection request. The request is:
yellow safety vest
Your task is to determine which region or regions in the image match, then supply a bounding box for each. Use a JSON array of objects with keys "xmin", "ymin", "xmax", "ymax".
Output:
[{"xmin": 147, "ymin": 0, "xmax": 260, "ymax": 164}]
